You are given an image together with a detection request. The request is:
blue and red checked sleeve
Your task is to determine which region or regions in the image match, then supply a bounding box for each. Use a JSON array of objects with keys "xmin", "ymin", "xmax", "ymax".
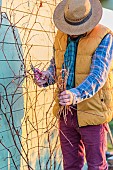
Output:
[
  {"xmin": 69, "ymin": 33, "xmax": 113, "ymax": 104},
  {"xmin": 46, "ymin": 58, "xmax": 56, "ymax": 85}
]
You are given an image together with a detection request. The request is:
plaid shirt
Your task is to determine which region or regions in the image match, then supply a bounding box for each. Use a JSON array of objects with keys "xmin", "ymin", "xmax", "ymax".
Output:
[
  {"xmin": 62, "ymin": 36, "xmax": 81, "ymax": 89},
  {"xmin": 48, "ymin": 33, "xmax": 113, "ymax": 104}
]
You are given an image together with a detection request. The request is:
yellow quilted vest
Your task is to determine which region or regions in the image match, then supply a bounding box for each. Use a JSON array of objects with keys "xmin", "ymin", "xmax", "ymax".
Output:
[{"xmin": 53, "ymin": 24, "xmax": 113, "ymax": 127}]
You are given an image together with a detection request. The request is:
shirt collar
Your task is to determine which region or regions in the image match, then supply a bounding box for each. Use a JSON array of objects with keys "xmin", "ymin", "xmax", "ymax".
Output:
[{"xmin": 68, "ymin": 33, "xmax": 87, "ymax": 42}]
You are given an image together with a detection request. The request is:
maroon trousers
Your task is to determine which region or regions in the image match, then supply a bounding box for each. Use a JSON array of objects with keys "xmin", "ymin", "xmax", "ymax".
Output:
[{"xmin": 59, "ymin": 108, "xmax": 108, "ymax": 170}]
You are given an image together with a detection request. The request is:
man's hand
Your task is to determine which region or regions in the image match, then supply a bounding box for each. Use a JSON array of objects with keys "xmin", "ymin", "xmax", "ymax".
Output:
[
  {"xmin": 34, "ymin": 70, "xmax": 50, "ymax": 87},
  {"xmin": 59, "ymin": 90, "xmax": 74, "ymax": 106}
]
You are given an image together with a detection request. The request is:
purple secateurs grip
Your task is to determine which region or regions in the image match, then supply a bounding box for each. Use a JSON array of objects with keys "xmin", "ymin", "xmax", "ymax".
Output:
[{"xmin": 31, "ymin": 64, "xmax": 44, "ymax": 81}]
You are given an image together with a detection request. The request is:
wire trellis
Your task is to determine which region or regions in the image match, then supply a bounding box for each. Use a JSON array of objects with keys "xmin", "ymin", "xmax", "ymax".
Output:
[
  {"xmin": 0, "ymin": 0, "xmax": 62, "ymax": 170},
  {"xmin": 0, "ymin": 1, "xmax": 112, "ymax": 170}
]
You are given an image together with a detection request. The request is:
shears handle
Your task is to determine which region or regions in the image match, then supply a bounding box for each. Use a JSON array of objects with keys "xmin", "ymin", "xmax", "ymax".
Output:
[{"xmin": 30, "ymin": 64, "xmax": 44, "ymax": 80}]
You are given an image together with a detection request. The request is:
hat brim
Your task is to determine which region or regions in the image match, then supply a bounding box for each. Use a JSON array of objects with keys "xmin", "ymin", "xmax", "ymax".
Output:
[{"xmin": 53, "ymin": 0, "xmax": 103, "ymax": 35}]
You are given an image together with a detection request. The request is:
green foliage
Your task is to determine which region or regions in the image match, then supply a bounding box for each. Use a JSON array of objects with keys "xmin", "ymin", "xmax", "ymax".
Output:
[
  {"xmin": 100, "ymin": 0, "xmax": 113, "ymax": 10},
  {"xmin": 108, "ymin": 121, "xmax": 113, "ymax": 151}
]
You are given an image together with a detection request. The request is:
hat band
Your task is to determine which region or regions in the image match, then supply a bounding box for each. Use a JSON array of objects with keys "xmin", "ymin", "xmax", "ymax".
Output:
[{"xmin": 64, "ymin": 9, "xmax": 92, "ymax": 26}]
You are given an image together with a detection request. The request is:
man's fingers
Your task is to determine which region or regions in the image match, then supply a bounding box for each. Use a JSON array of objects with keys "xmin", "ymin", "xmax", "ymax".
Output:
[
  {"xmin": 34, "ymin": 79, "xmax": 47, "ymax": 86},
  {"xmin": 59, "ymin": 94, "xmax": 70, "ymax": 100},
  {"xmin": 60, "ymin": 91, "xmax": 67, "ymax": 96},
  {"xmin": 59, "ymin": 98, "xmax": 70, "ymax": 103},
  {"xmin": 59, "ymin": 90, "xmax": 74, "ymax": 106},
  {"xmin": 59, "ymin": 101, "xmax": 71, "ymax": 106},
  {"xmin": 59, "ymin": 96, "xmax": 70, "ymax": 101}
]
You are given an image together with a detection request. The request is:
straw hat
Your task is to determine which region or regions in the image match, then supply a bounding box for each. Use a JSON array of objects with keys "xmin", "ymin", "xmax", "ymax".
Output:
[{"xmin": 53, "ymin": 0, "xmax": 103, "ymax": 35}]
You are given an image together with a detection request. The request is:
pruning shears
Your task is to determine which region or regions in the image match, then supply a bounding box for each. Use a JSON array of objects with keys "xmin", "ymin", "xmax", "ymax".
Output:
[
  {"xmin": 30, "ymin": 64, "xmax": 42, "ymax": 74},
  {"xmin": 30, "ymin": 64, "xmax": 45, "ymax": 80}
]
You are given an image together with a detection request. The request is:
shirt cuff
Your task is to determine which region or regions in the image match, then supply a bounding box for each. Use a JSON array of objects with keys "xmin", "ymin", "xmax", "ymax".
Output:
[
  {"xmin": 43, "ymin": 71, "xmax": 55, "ymax": 87},
  {"xmin": 69, "ymin": 88, "xmax": 83, "ymax": 104}
]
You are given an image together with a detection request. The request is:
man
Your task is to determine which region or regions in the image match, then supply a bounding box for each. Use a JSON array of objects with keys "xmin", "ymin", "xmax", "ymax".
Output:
[{"xmin": 34, "ymin": 0, "xmax": 113, "ymax": 169}]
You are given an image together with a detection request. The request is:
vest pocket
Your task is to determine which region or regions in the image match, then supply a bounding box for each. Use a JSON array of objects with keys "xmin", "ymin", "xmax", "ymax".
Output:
[{"xmin": 99, "ymin": 90, "xmax": 108, "ymax": 111}]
